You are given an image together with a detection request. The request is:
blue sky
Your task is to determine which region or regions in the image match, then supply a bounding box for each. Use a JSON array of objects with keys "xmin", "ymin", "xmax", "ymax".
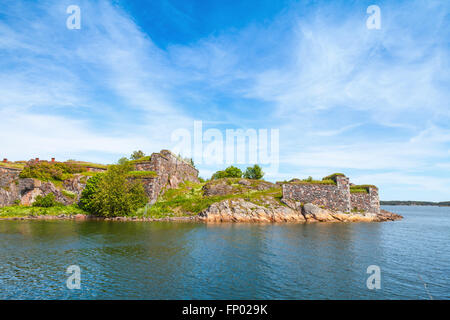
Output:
[{"xmin": 0, "ymin": 0, "xmax": 449, "ymax": 201}]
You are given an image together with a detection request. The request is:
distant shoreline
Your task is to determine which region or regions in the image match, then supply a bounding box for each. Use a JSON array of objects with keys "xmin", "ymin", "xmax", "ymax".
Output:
[{"xmin": 381, "ymin": 201, "xmax": 450, "ymax": 207}]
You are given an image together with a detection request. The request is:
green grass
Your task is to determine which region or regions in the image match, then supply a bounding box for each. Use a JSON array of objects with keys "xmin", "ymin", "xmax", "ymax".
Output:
[
  {"xmin": 135, "ymin": 181, "xmax": 282, "ymax": 219},
  {"xmin": 129, "ymin": 156, "xmax": 152, "ymax": 164},
  {"xmin": 290, "ymin": 179, "xmax": 336, "ymax": 185},
  {"xmin": 126, "ymin": 171, "xmax": 157, "ymax": 178},
  {"xmin": 0, "ymin": 162, "xmax": 24, "ymax": 170},
  {"xmin": 65, "ymin": 161, "xmax": 108, "ymax": 169},
  {"xmin": 350, "ymin": 185, "xmax": 377, "ymax": 194},
  {"xmin": 61, "ymin": 190, "xmax": 77, "ymax": 199},
  {"xmin": 0, "ymin": 204, "xmax": 87, "ymax": 218},
  {"xmin": 79, "ymin": 171, "xmax": 104, "ymax": 177}
]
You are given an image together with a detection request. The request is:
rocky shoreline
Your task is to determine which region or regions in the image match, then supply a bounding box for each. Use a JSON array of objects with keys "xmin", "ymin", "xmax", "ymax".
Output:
[
  {"xmin": 197, "ymin": 199, "xmax": 402, "ymax": 223},
  {"xmin": 0, "ymin": 203, "xmax": 402, "ymax": 223}
]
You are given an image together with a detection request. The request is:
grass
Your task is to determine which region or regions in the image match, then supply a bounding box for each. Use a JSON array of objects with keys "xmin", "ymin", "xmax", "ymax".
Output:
[
  {"xmin": 61, "ymin": 190, "xmax": 77, "ymax": 199},
  {"xmin": 0, "ymin": 204, "xmax": 87, "ymax": 218},
  {"xmin": 65, "ymin": 161, "xmax": 108, "ymax": 169},
  {"xmin": 79, "ymin": 171, "xmax": 104, "ymax": 177},
  {"xmin": 129, "ymin": 156, "xmax": 152, "ymax": 164},
  {"xmin": 127, "ymin": 171, "xmax": 157, "ymax": 178},
  {"xmin": 290, "ymin": 179, "xmax": 336, "ymax": 185},
  {"xmin": 0, "ymin": 162, "xmax": 25, "ymax": 170},
  {"xmin": 135, "ymin": 181, "xmax": 283, "ymax": 219},
  {"xmin": 350, "ymin": 185, "xmax": 377, "ymax": 194}
]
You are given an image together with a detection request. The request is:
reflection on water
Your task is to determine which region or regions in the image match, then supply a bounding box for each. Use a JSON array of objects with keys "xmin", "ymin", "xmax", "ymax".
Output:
[{"xmin": 0, "ymin": 206, "xmax": 449, "ymax": 299}]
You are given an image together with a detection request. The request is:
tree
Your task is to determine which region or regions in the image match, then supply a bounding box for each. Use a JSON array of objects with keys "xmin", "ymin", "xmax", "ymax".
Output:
[
  {"xmin": 78, "ymin": 174, "xmax": 104, "ymax": 212},
  {"xmin": 79, "ymin": 163, "xmax": 147, "ymax": 217},
  {"xmin": 117, "ymin": 157, "xmax": 129, "ymax": 165},
  {"xmin": 130, "ymin": 150, "xmax": 145, "ymax": 160},
  {"xmin": 243, "ymin": 164, "xmax": 264, "ymax": 180},
  {"xmin": 212, "ymin": 166, "xmax": 243, "ymax": 180}
]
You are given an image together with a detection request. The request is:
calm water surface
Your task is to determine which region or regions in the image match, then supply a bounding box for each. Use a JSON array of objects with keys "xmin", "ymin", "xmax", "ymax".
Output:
[{"xmin": 0, "ymin": 206, "xmax": 448, "ymax": 299}]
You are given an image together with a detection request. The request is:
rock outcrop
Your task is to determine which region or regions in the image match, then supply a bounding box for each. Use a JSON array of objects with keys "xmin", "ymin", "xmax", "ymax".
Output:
[
  {"xmin": 62, "ymin": 175, "xmax": 88, "ymax": 199},
  {"xmin": 198, "ymin": 201, "xmax": 402, "ymax": 223},
  {"xmin": 0, "ymin": 150, "xmax": 200, "ymax": 207},
  {"xmin": 132, "ymin": 150, "xmax": 199, "ymax": 203},
  {"xmin": 0, "ymin": 178, "xmax": 77, "ymax": 206},
  {"xmin": 198, "ymin": 198, "xmax": 305, "ymax": 222}
]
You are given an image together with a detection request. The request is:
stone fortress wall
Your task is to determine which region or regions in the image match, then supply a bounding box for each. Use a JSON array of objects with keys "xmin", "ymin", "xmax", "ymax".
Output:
[
  {"xmin": 131, "ymin": 150, "xmax": 199, "ymax": 203},
  {"xmin": 282, "ymin": 175, "xmax": 380, "ymax": 213},
  {"xmin": 0, "ymin": 150, "xmax": 199, "ymax": 207}
]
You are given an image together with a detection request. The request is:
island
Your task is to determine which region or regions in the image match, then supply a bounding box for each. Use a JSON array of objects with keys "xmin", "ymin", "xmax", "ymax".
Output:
[
  {"xmin": 0, "ymin": 150, "xmax": 402, "ymax": 222},
  {"xmin": 380, "ymin": 200, "xmax": 450, "ymax": 207}
]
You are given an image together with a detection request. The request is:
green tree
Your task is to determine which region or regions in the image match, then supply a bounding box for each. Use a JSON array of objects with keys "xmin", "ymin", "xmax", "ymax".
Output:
[
  {"xmin": 243, "ymin": 164, "xmax": 264, "ymax": 180},
  {"xmin": 117, "ymin": 157, "xmax": 129, "ymax": 165},
  {"xmin": 130, "ymin": 150, "xmax": 145, "ymax": 160},
  {"xmin": 212, "ymin": 166, "xmax": 243, "ymax": 180},
  {"xmin": 78, "ymin": 174, "xmax": 104, "ymax": 212},
  {"xmin": 88, "ymin": 163, "xmax": 148, "ymax": 217}
]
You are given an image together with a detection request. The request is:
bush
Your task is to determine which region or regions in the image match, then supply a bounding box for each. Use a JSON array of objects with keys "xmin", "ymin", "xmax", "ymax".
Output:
[
  {"xmin": 322, "ymin": 173, "xmax": 345, "ymax": 182},
  {"xmin": 80, "ymin": 164, "xmax": 148, "ymax": 217},
  {"xmin": 20, "ymin": 162, "xmax": 85, "ymax": 181},
  {"xmin": 212, "ymin": 166, "xmax": 243, "ymax": 180},
  {"xmin": 32, "ymin": 193, "xmax": 61, "ymax": 207},
  {"xmin": 117, "ymin": 157, "xmax": 129, "ymax": 165},
  {"xmin": 79, "ymin": 174, "xmax": 104, "ymax": 213},
  {"xmin": 130, "ymin": 150, "xmax": 145, "ymax": 160},
  {"xmin": 243, "ymin": 164, "xmax": 264, "ymax": 180}
]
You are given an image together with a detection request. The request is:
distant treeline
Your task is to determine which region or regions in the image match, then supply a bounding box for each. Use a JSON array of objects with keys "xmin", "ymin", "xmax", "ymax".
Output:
[{"xmin": 381, "ymin": 201, "xmax": 450, "ymax": 206}]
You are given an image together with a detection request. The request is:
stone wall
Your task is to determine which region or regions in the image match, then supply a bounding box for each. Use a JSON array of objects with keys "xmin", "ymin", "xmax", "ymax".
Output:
[
  {"xmin": 0, "ymin": 167, "xmax": 20, "ymax": 188},
  {"xmin": 282, "ymin": 176, "xmax": 381, "ymax": 213},
  {"xmin": 282, "ymin": 176, "xmax": 351, "ymax": 212},
  {"xmin": 350, "ymin": 187, "xmax": 380, "ymax": 213},
  {"xmin": 0, "ymin": 150, "xmax": 200, "ymax": 207},
  {"xmin": 133, "ymin": 150, "xmax": 199, "ymax": 202}
]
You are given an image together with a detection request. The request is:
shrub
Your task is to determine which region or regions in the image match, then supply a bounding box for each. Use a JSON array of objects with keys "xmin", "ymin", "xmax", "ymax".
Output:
[
  {"xmin": 82, "ymin": 164, "xmax": 148, "ymax": 217},
  {"xmin": 32, "ymin": 193, "xmax": 61, "ymax": 207},
  {"xmin": 322, "ymin": 173, "xmax": 345, "ymax": 182},
  {"xmin": 20, "ymin": 162, "xmax": 85, "ymax": 181},
  {"xmin": 243, "ymin": 164, "xmax": 264, "ymax": 180},
  {"xmin": 212, "ymin": 166, "xmax": 243, "ymax": 180},
  {"xmin": 78, "ymin": 174, "xmax": 104, "ymax": 213},
  {"xmin": 130, "ymin": 150, "xmax": 145, "ymax": 160},
  {"xmin": 117, "ymin": 157, "xmax": 129, "ymax": 165}
]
